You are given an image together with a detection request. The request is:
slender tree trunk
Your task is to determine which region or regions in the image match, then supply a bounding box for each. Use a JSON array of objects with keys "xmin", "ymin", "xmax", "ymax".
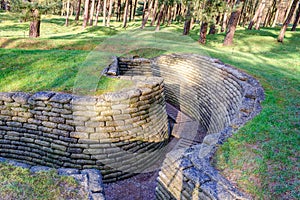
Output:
[
  {"xmin": 141, "ymin": 0, "xmax": 147, "ymax": 24},
  {"xmin": 88, "ymin": 0, "xmax": 95, "ymax": 25},
  {"xmin": 65, "ymin": 0, "xmax": 71, "ymax": 26},
  {"xmin": 183, "ymin": 2, "xmax": 191, "ymax": 35},
  {"xmin": 95, "ymin": 0, "xmax": 101, "ymax": 26},
  {"xmin": 272, "ymin": 6, "xmax": 280, "ymax": 27},
  {"xmin": 263, "ymin": 0, "xmax": 276, "ymax": 26},
  {"xmin": 150, "ymin": 0, "xmax": 158, "ymax": 26},
  {"xmin": 248, "ymin": 0, "xmax": 265, "ymax": 30},
  {"xmin": 221, "ymin": 0, "xmax": 230, "ymax": 32},
  {"xmin": 173, "ymin": 3, "xmax": 178, "ymax": 21},
  {"xmin": 155, "ymin": 3, "xmax": 165, "ymax": 31},
  {"xmin": 291, "ymin": 2, "xmax": 300, "ymax": 30},
  {"xmin": 167, "ymin": 5, "xmax": 173, "ymax": 25},
  {"xmin": 223, "ymin": 0, "xmax": 244, "ymax": 46},
  {"xmin": 162, "ymin": 5, "xmax": 168, "ymax": 24},
  {"xmin": 221, "ymin": 12, "xmax": 228, "ymax": 32},
  {"xmin": 117, "ymin": 0, "xmax": 121, "ymax": 21},
  {"xmin": 29, "ymin": 9, "xmax": 40, "ymax": 38},
  {"xmin": 133, "ymin": 0, "xmax": 137, "ymax": 21},
  {"xmin": 141, "ymin": 0, "xmax": 153, "ymax": 29},
  {"xmin": 107, "ymin": 0, "xmax": 113, "ymax": 26},
  {"xmin": 75, "ymin": 0, "xmax": 82, "ymax": 21},
  {"xmin": 82, "ymin": 0, "xmax": 90, "ymax": 28},
  {"xmin": 103, "ymin": 0, "xmax": 107, "ymax": 26},
  {"xmin": 190, "ymin": 17, "xmax": 194, "ymax": 29},
  {"xmin": 198, "ymin": 22, "xmax": 208, "ymax": 44},
  {"xmin": 129, "ymin": 0, "xmax": 133, "ymax": 21},
  {"xmin": 123, "ymin": 0, "xmax": 129, "ymax": 28},
  {"xmin": 255, "ymin": 0, "xmax": 266, "ymax": 29},
  {"xmin": 284, "ymin": 0, "xmax": 293, "ymax": 21},
  {"xmin": 239, "ymin": 0, "xmax": 247, "ymax": 25},
  {"xmin": 278, "ymin": 0, "xmax": 299, "ymax": 42}
]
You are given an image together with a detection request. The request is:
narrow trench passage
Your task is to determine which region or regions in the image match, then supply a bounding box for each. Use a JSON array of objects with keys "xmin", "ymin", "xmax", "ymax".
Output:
[{"xmin": 103, "ymin": 103, "xmax": 207, "ymax": 200}]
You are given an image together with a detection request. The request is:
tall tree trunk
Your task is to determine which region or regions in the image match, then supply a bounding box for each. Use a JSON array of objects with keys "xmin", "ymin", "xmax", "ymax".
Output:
[
  {"xmin": 82, "ymin": 0, "xmax": 90, "ymax": 28},
  {"xmin": 223, "ymin": 0, "xmax": 244, "ymax": 46},
  {"xmin": 141, "ymin": 0, "xmax": 147, "ymax": 24},
  {"xmin": 107, "ymin": 0, "xmax": 113, "ymax": 26},
  {"xmin": 248, "ymin": 0, "xmax": 265, "ymax": 30},
  {"xmin": 129, "ymin": 0, "xmax": 133, "ymax": 21},
  {"xmin": 221, "ymin": 12, "xmax": 228, "ymax": 32},
  {"xmin": 190, "ymin": 17, "xmax": 194, "ymax": 30},
  {"xmin": 167, "ymin": 5, "xmax": 173, "ymax": 25},
  {"xmin": 123, "ymin": 0, "xmax": 129, "ymax": 28},
  {"xmin": 132, "ymin": 0, "xmax": 137, "ymax": 21},
  {"xmin": 65, "ymin": 0, "xmax": 71, "ymax": 26},
  {"xmin": 150, "ymin": 0, "xmax": 158, "ymax": 26},
  {"xmin": 291, "ymin": 1, "xmax": 300, "ymax": 30},
  {"xmin": 141, "ymin": 0, "xmax": 153, "ymax": 29},
  {"xmin": 103, "ymin": 0, "xmax": 107, "ymax": 26},
  {"xmin": 272, "ymin": 6, "xmax": 280, "ymax": 27},
  {"xmin": 162, "ymin": 5, "xmax": 168, "ymax": 24},
  {"xmin": 173, "ymin": 3, "xmax": 178, "ymax": 21},
  {"xmin": 117, "ymin": 0, "xmax": 121, "ymax": 21},
  {"xmin": 29, "ymin": 9, "xmax": 40, "ymax": 38},
  {"xmin": 283, "ymin": 0, "xmax": 293, "ymax": 21},
  {"xmin": 278, "ymin": 0, "xmax": 299, "ymax": 42},
  {"xmin": 264, "ymin": 0, "xmax": 276, "ymax": 27},
  {"xmin": 198, "ymin": 22, "xmax": 208, "ymax": 44},
  {"xmin": 75, "ymin": 0, "xmax": 82, "ymax": 21},
  {"xmin": 277, "ymin": 0, "xmax": 299, "ymax": 42},
  {"xmin": 221, "ymin": 0, "xmax": 231, "ymax": 32},
  {"xmin": 239, "ymin": 0, "xmax": 247, "ymax": 25},
  {"xmin": 155, "ymin": 3, "xmax": 165, "ymax": 31},
  {"xmin": 183, "ymin": 2, "xmax": 191, "ymax": 35},
  {"xmin": 95, "ymin": 0, "xmax": 101, "ymax": 26},
  {"xmin": 89, "ymin": 0, "xmax": 95, "ymax": 26},
  {"xmin": 255, "ymin": 0, "xmax": 266, "ymax": 29}
]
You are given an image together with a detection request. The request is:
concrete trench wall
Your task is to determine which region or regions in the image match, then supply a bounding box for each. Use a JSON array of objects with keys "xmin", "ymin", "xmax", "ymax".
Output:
[
  {"xmin": 0, "ymin": 76, "xmax": 169, "ymax": 182},
  {"xmin": 117, "ymin": 54, "xmax": 264, "ymax": 199}
]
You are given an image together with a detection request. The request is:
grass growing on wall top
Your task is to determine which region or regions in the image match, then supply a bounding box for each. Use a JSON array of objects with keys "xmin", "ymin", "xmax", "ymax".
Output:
[{"xmin": 0, "ymin": 162, "xmax": 86, "ymax": 199}]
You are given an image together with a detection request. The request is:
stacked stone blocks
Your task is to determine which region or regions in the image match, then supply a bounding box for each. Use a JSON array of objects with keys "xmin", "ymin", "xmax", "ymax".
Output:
[{"xmin": 0, "ymin": 76, "xmax": 169, "ymax": 182}]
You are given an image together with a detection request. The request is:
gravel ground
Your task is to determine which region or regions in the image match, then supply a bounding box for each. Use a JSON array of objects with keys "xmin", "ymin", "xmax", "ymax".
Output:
[{"xmin": 104, "ymin": 171, "xmax": 159, "ymax": 200}]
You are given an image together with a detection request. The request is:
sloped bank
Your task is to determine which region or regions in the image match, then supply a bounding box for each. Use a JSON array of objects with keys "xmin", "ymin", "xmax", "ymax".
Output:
[
  {"xmin": 112, "ymin": 54, "xmax": 264, "ymax": 199},
  {"xmin": 0, "ymin": 76, "xmax": 169, "ymax": 183}
]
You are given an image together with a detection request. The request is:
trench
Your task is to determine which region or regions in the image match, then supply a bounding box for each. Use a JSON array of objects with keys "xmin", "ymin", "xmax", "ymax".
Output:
[
  {"xmin": 103, "ymin": 53, "xmax": 264, "ymax": 199},
  {"xmin": 0, "ymin": 53, "xmax": 264, "ymax": 199}
]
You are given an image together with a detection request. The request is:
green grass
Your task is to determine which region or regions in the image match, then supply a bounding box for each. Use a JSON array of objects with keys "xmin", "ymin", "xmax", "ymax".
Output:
[
  {"xmin": 0, "ymin": 162, "xmax": 86, "ymax": 199},
  {"xmin": 0, "ymin": 11, "xmax": 299, "ymax": 200},
  {"xmin": 199, "ymin": 29, "xmax": 300, "ymax": 199},
  {"xmin": 0, "ymin": 12, "xmax": 135, "ymax": 94}
]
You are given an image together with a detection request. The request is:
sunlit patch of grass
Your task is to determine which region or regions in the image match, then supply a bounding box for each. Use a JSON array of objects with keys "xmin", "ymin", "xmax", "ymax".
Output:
[{"xmin": 0, "ymin": 162, "xmax": 86, "ymax": 199}]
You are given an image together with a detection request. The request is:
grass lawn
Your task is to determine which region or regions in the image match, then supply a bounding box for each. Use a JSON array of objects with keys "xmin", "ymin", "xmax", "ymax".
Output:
[
  {"xmin": 0, "ymin": 162, "xmax": 86, "ymax": 199},
  {"xmin": 0, "ymin": 11, "xmax": 299, "ymax": 200}
]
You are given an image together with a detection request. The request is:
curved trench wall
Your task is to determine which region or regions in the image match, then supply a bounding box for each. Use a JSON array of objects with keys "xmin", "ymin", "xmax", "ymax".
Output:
[
  {"xmin": 0, "ymin": 76, "xmax": 169, "ymax": 182},
  {"xmin": 117, "ymin": 54, "xmax": 264, "ymax": 199}
]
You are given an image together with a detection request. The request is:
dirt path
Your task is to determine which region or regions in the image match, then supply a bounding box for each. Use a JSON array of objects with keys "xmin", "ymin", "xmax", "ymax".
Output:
[{"xmin": 104, "ymin": 171, "xmax": 159, "ymax": 200}]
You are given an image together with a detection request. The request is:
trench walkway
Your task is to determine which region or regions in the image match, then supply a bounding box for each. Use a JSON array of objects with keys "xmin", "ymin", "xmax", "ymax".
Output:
[{"xmin": 104, "ymin": 103, "xmax": 206, "ymax": 200}]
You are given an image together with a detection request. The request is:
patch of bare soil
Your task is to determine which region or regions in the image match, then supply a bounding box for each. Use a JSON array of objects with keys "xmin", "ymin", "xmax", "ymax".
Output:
[{"xmin": 104, "ymin": 171, "xmax": 159, "ymax": 200}]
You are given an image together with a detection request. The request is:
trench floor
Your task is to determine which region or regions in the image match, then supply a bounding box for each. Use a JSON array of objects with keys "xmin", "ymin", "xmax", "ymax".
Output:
[{"xmin": 104, "ymin": 103, "xmax": 206, "ymax": 200}]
